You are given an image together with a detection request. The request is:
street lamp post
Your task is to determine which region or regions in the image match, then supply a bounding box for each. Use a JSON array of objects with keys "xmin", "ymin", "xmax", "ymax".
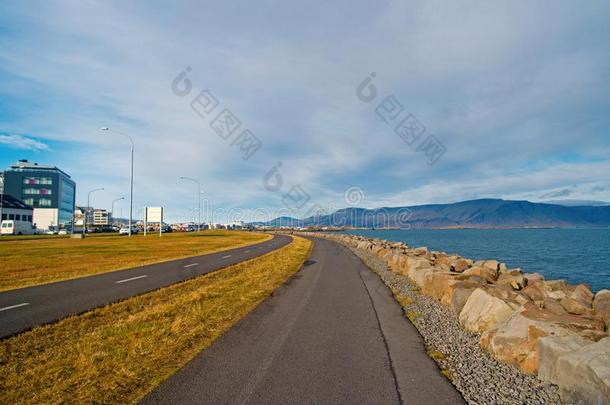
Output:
[
  {"xmin": 0, "ymin": 186, "xmax": 4, "ymax": 224},
  {"xmin": 179, "ymin": 176, "xmax": 201, "ymax": 232},
  {"xmin": 101, "ymin": 127, "xmax": 134, "ymax": 236},
  {"xmin": 85, "ymin": 187, "xmax": 104, "ymax": 235},
  {"xmin": 111, "ymin": 197, "xmax": 125, "ymax": 226}
]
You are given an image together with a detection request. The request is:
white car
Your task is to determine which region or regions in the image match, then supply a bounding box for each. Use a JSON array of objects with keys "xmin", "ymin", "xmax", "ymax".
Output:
[
  {"xmin": 119, "ymin": 227, "xmax": 139, "ymax": 235},
  {"xmin": 58, "ymin": 229, "xmax": 68, "ymax": 235}
]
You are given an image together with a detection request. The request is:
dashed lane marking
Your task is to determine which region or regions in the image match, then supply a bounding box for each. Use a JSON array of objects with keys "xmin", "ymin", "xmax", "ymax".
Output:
[{"xmin": 116, "ymin": 275, "xmax": 148, "ymax": 284}]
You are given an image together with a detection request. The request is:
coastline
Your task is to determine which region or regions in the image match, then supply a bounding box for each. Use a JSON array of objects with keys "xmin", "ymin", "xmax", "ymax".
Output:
[
  {"xmin": 346, "ymin": 227, "xmax": 610, "ymax": 292},
  {"xmin": 304, "ymin": 232, "xmax": 610, "ymax": 404}
]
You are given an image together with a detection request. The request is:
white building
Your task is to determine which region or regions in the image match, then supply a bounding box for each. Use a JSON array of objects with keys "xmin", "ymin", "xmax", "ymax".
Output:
[
  {"xmin": 93, "ymin": 209, "xmax": 109, "ymax": 226},
  {"xmin": 33, "ymin": 208, "xmax": 60, "ymax": 231},
  {"xmin": 73, "ymin": 206, "xmax": 89, "ymax": 227},
  {"xmin": 0, "ymin": 194, "xmax": 33, "ymax": 223}
]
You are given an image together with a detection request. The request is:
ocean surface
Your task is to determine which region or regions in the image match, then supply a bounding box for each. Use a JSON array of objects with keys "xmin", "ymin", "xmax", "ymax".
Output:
[{"xmin": 346, "ymin": 228, "xmax": 610, "ymax": 292}]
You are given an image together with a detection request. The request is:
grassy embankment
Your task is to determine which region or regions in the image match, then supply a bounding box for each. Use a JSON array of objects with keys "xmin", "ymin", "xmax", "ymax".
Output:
[
  {"xmin": 0, "ymin": 230, "xmax": 270, "ymax": 291},
  {"xmin": 0, "ymin": 235, "xmax": 313, "ymax": 404}
]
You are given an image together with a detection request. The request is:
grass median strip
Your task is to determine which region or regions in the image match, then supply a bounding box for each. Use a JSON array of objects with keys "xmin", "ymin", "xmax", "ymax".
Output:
[
  {"xmin": 0, "ymin": 230, "xmax": 270, "ymax": 291},
  {"xmin": 0, "ymin": 235, "xmax": 312, "ymax": 404}
]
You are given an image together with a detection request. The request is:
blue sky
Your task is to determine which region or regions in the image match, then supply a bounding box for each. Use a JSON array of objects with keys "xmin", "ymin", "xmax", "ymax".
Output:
[{"xmin": 1, "ymin": 0, "xmax": 609, "ymax": 223}]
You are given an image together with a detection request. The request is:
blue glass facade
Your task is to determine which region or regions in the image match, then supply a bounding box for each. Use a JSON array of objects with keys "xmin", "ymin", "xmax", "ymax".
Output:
[{"xmin": 3, "ymin": 161, "xmax": 76, "ymax": 227}]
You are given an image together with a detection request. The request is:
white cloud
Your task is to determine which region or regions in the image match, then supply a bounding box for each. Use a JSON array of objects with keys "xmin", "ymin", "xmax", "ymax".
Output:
[{"xmin": 0, "ymin": 134, "xmax": 50, "ymax": 151}]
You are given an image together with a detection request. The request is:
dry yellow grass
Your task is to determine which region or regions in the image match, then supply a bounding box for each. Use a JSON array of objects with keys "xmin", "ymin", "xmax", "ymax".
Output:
[
  {"xmin": 0, "ymin": 230, "xmax": 270, "ymax": 291},
  {"xmin": 390, "ymin": 287, "xmax": 415, "ymax": 307},
  {"xmin": 0, "ymin": 235, "xmax": 312, "ymax": 404}
]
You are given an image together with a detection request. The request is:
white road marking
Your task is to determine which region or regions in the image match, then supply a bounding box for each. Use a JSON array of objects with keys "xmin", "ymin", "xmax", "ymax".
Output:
[
  {"xmin": 183, "ymin": 263, "xmax": 199, "ymax": 268},
  {"xmin": 0, "ymin": 302, "xmax": 30, "ymax": 312},
  {"xmin": 245, "ymin": 250, "xmax": 250, "ymax": 253},
  {"xmin": 116, "ymin": 275, "xmax": 148, "ymax": 284},
  {"xmin": 222, "ymin": 255, "xmax": 232, "ymax": 259}
]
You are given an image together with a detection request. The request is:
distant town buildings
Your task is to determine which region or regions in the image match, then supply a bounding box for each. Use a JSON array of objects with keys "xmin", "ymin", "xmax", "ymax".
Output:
[
  {"xmin": 1, "ymin": 160, "xmax": 76, "ymax": 230},
  {"xmin": 93, "ymin": 209, "xmax": 109, "ymax": 226},
  {"xmin": 73, "ymin": 207, "xmax": 89, "ymax": 227}
]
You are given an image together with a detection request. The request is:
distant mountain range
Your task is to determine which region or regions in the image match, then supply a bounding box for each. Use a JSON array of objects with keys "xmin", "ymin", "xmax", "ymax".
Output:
[
  {"xmin": 254, "ymin": 199, "xmax": 610, "ymax": 229},
  {"xmin": 543, "ymin": 199, "xmax": 610, "ymax": 207}
]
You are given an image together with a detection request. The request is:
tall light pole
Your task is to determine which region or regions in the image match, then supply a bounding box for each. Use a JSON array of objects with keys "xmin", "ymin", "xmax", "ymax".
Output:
[
  {"xmin": 179, "ymin": 176, "xmax": 201, "ymax": 232},
  {"xmin": 85, "ymin": 188, "xmax": 104, "ymax": 235},
  {"xmin": 0, "ymin": 176, "xmax": 4, "ymax": 224},
  {"xmin": 101, "ymin": 127, "xmax": 134, "ymax": 236},
  {"xmin": 111, "ymin": 197, "xmax": 125, "ymax": 225},
  {"xmin": 201, "ymin": 190, "xmax": 207, "ymax": 229}
]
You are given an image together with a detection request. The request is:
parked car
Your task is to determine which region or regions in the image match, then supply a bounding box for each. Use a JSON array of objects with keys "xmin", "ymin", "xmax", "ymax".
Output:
[
  {"xmin": 45, "ymin": 229, "xmax": 58, "ymax": 235},
  {"xmin": 1, "ymin": 220, "xmax": 36, "ymax": 235},
  {"xmin": 119, "ymin": 227, "xmax": 139, "ymax": 235},
  {"xmin": 58, "ymin": 229, "xmax": 68, "ymax": 235}
]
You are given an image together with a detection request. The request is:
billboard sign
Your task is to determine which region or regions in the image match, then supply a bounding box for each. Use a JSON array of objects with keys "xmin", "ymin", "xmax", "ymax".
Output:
[{"xmin": 146, "ymin": 207, "xmax": 163, "ymax": 223}]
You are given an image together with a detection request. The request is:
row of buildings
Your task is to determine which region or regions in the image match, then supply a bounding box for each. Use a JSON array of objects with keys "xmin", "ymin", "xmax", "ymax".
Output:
[
  {"xmin": 1, "ymin": 159, "xmax": 248, "ymax": 232},
  {"xmin": 0, "ymin": 160, "xmax": 116, "ymax": 231}
]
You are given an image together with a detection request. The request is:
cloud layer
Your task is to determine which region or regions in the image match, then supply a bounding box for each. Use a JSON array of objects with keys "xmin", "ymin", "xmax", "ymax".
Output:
[
  {"xmin": 0, "ymin": 0, "xmax": 609, "ymax": 222},
  {"xmin": 0, "ymin": 134, "xmax": 50, "ymax": 151}
]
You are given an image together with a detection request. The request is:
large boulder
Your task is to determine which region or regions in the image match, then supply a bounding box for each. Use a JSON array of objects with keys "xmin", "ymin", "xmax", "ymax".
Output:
[
  {"xmin": 433, "ymin": 254, "xmax": 473, "ymax": 273},
  {"xmin": 519, "ymin": 301, "xmax": 606, "ymax": 334},
  {"xmin": 524, "ymin": 272, "xmax": 545, "ymax": 285},
  {"xmin": 422, "ymin": 272, "xmax": 458, "ymax": 300},
  {"xmin": 433, "ymin": 254, "xmax": 454, "ymax": 268},
  {"xmin": 463, "ymin": 266, "xmax": 498, "ymax": 283},
  {"xmin": 593, "ymin": 289, "xmax": 610, "ymax": 330},
  {"xmin": 543, "ymin": 297, "xmax": 570, "ymax": 316},
  {"xmin": 459, "ymin": 288, "xmax": 518, "ymax": 332},
  {"xmin": 496, "ymin": 269, "xmax": 527, "ymax": 291},
  {"xmin": 561, "ymin": 284, "xmax": 594, "ymax": 316},
  {"xmin": 482, "ymin": 259, "xmax": 500, "ymax": 271},
  {"xmin": 481, "ymin": 301, "xmax": 606, "ymax": 374},
  {"xmin": 453, "ymin": 258, "xmax": 473, "ymax": 273},
  {"xmin": 441, "ymin": 278, "xmax": 485, "ymax": 313},
  {"xmin": 572, "ymin": 284, "xmax": 595, "ymax": 306},
  {"xmin": 538, "ymin": 335, "xmax": 592, "ymax": 382},
  {"xmin": 401, "ymin": 256, "xmax": 432, "ymax": 279},
  {"xmin": 523, "ymin": 283, "xmax": 546, "ymax": 305},
  {"xmin": 540, "ymin": 336, "xmax": 610, "ymax": 404},
  {"xmin": 387, "ymin": 252, "xmax": 406, "ymax": 273},
  {"xmin": 481, "ymin": 309, "xmax": 574, "ymax": 374},
  {"xmin": 356, "ymin": 240, "xmax": 372, "ymax": 250},
  {"xmin": 421, "ymin": 272, "xmax": 483, "ymax": 304},
  {"xmin": 409, "ymin": 266, "xmax": 436, "ymax": 289},
  {"xmin": 412, "ymin": 247, "xmax": 429, "ymax": 256},
  {"xmin": 561, "ymin": 297, "xmax": 592, "ymax": 316},
  {"xmin": 377, "ymin": 248, "xmax": 394, "ymax": 261},
  {"xmin": 371, "ymin": 244, "xmax": 391, "ymax": 258}
]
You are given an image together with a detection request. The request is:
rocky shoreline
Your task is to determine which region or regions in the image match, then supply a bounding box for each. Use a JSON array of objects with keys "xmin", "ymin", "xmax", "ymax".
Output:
[{"xmin": 304, "ymin": 232, "xmax": 610, "ymax": 404}]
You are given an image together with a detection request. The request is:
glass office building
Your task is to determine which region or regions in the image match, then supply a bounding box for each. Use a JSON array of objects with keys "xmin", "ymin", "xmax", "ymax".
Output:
[{"xmin": 2, "ymin": 160, "xmax": 76, "ymax": 228}]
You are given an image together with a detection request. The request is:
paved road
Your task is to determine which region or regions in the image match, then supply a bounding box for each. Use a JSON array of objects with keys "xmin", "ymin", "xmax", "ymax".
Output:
[
  {"xmin": 0, "ymin": 234, "xmax": 291, "ymax": 338},
  {"xmin": 143, "ymin": 237, "xmax": 463, "ymax": 405}
]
